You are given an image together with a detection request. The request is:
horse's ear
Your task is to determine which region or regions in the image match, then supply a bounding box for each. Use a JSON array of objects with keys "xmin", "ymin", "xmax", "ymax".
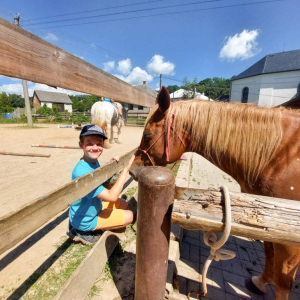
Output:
[{"xmin": 156, "ymin": 86, "xmax": 171, "ymax": 112}]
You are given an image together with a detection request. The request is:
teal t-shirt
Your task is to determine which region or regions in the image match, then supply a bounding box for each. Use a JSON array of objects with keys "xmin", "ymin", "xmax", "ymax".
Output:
[{"xmin": 69, "ymin": 160, "xmax": 105, "ymax": 231}]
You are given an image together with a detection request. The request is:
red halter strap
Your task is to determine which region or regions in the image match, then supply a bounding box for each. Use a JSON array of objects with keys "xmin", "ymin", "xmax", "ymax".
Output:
[{"xmin": 138, "ymin": 103, "xmax": 186, "ymax": 170}]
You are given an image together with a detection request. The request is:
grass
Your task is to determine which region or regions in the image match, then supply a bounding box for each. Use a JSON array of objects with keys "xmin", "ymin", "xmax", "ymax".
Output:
[
  {"xmin": 166, "ymin": 160, "xmax": 181, "ymax": 178},
  {"xmin": 10, "ymin": 238, "xmax": 94, "ymax": 300}
]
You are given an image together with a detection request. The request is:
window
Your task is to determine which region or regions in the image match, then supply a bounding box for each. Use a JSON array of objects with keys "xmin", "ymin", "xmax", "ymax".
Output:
[
  {"xmin": 128, "ymin": 104, "xmax": 133, "ymax": 110},
  {"xmin": 138, "ymin": 105, "xmax": 143, "ymax": 110},
  {"xmin": 297, "ymin": 83, "xmax": 300, "ymax": 94},
  {"xmin": 241, "ymin": 87, "xmax": 249, "ymax": 103}
]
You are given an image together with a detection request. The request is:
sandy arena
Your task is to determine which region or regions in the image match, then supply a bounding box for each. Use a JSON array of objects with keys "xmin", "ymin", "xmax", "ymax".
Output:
[{"xmin": 0, "ymin": 124, "xmax": 144, "ymax": 217}]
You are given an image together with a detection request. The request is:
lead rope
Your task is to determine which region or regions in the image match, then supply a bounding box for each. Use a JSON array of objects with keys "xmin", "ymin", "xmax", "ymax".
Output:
[{"xmin": 188, "ymin": 186, "xmax": 236, "ymax": 299}]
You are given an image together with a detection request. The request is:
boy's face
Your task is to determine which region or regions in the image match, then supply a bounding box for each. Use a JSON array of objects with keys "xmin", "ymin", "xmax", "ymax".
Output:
[{"xmin": 79, "ymin": 135, "xmax": 104, "ymax": 162}]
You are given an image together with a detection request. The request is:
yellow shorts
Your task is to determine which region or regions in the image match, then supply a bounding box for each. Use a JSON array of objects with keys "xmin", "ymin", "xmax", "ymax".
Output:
[{"xmin": 94, "ymin": 198, "xmax": 128, "ymax": 230}]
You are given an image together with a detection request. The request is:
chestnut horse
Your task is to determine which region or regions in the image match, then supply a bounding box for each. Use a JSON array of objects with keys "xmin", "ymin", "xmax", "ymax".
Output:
[{"xmin": 130, "ymin": 86, "xmax": 300, "ymax": 300}]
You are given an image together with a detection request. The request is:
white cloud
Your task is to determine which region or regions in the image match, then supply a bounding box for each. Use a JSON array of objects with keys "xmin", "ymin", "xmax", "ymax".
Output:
[
  {"xmin": 0, "ymin": 83, "xmax": 84, "ymax": 97},
  {"xmin": 114, "ymin": 67, "xmax": 153, "ymax": 86},
  {"xmin": 44, "ymin": 33, "xmax": 58, "ymax": 42},
  {"xmin": 0, "ymin": 84, "xmax": 27, "ymax": 96},
  {"xmin": 147, "ymin": 55, "xmax": 175, "ymax": 76},
  {"xmin": 117, "ymin": 58, "xmax": 132, "ymax": 75},
  {"xmin": 219, "ymin": 29, "xmax": 261, "ymax": 61},
  {"xmin": 103, "ymin": 61, "xmax": 115, "ymax": 72}
]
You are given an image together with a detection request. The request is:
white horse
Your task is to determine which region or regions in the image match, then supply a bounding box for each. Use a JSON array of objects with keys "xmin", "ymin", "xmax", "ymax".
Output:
[{"xmin": 91, "ymin": 101, "xmax": 123, "ymax": 148}]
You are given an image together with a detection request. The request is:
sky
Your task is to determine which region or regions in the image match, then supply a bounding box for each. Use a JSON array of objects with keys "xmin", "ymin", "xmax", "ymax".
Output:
[{"xmin": 0, "ymin": 0, "xmax": 299, "ymax": 96}]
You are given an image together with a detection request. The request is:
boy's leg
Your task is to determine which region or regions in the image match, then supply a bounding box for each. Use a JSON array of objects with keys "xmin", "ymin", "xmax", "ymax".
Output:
[
  {"xmin": 102, "ymin": 198, "xmax": 128, "ymax": 210},
  {"xmin": 94, "ymin": 199, "xmax": 133, "ymax": 231}
]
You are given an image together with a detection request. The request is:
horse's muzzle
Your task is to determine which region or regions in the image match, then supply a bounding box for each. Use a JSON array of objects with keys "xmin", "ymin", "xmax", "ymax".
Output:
[{"xmin": 129, "ymin": 165, "xmax": 145, "ymax": 181}]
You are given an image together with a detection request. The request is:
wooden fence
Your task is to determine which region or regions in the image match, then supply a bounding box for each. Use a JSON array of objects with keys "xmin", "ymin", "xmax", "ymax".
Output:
[
  {"xmin": 0, "ymin": 148, "xmax": 136, "ymax": 255},
  {"xmin": 126, "ymin": 112, "xmax": 148, "ymax": 127}
]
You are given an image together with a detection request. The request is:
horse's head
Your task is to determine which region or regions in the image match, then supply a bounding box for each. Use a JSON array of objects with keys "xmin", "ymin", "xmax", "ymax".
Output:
[{"xmin": 130, "ymin": 86, "xmax": 188, "ymax": 181}]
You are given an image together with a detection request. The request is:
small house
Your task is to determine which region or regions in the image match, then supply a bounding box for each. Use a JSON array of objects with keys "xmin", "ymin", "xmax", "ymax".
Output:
[
  {"xmin": 169, "ymin": 89, "xmax": 211, "ymax": 102},
  {"xmin": 33, "ymin": 90, "xmax": 73, "ymax": 112},
  {"xmin": 230, "ymin": 49, "xmax": 300, "ymax": 107}
]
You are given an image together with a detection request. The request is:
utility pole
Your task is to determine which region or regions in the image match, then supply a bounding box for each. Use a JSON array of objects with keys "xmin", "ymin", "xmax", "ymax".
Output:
[
  {"xmin": 14, "ymin": 14, "xmax": 33, "ymax": 127},
  {"xmin": 160, "ymin": 74, "xmax": 162, "ymax": 90}
]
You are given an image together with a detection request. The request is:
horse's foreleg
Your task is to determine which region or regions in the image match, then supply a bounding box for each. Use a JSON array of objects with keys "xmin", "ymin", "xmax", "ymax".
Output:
[
  {"xmin": 114, "ymin": 120, "xmax": 122, "ymax": 144},
  {"xmin": 110, "ymin": 124, "xmax": 114, "ymax": 143},
  {"xmin": 104, "ymin": 123, "xmax": 112, "ymax": 149},
  {"xmin": 273, "ymin": 244, "xmax": 300, "ymax": 300}
]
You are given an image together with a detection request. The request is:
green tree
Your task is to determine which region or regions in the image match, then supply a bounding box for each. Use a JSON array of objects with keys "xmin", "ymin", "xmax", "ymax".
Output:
[
  {"xmin": 182, "ymin": 77, "xmax": 198, "ymax": 99},
  {"xmin": 166, "ymin": 85, "xmax": 180, "ymax": 94},
  {"xmin": 9, "ymin": 94, "xmax": 25, "ymax": 108},
  {"xmin": 198, "ymin": 77, "xmax": 231, "ymax": 100},
  {"xmin": 0, "ymin": 92, "xmax": 10, "ymax": 107}
]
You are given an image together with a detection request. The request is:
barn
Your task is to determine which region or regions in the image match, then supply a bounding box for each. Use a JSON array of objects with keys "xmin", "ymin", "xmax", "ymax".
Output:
[{"xmin": 32, "ymin": 90, "xmax": 73, "ymax": 112}]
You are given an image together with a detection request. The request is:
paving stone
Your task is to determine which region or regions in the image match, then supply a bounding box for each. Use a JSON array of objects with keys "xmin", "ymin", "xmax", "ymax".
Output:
[
  {"xmin": 289, "ymin": 292, "xmax": 300, "ymax": 300},
  {"xmin": 187, "ymin": 279, "xmax": 200, "ymax": 297},
  {"xmin": 249, "ymin": 291, "xmax": 265, "ymax": 300},
  {"xmin": 263, "ymin": 285, "xmax": 276, "ymax": 300},
  {"xmin": 184, "ymin": 236, "xmax": 201, "ymax": 247},
  {"xmin": 259, "ymin": 257, "xmax": 265, "ymax": 267},
  {"xmin": 235, "ymin": 237, "xmax": 255, "ymax": 250},
  {"xmin": 221, "ymin": 258, "xmax": 245, "ymax": 276},
  {"xmin": 224, "ymin": 281, "xmax": 251, "ymax": 299},
  {"xmin": 185, "ymin": 230, "xmax": 201, "ymax": 240},
  {"xmin": 256, "ymin": 250, "xmax": 265, "ymax": 259},
  {"xmin": 205, "ymin": 286, "xmax": 228, "ymax": 300},
  {"xmin": 242, "ymin": 267, "xmax": 261, "ymax": 279},
  {"xmin": 226, "ymin": 293, "xmax": 246, "ymax": 300},
  {"xmin": 252, "ymin": 240, "xmax": 264, "ymax": 251},
  {"xmin": 178, "ymin": 275, "xmax": 187, "ymax": 295},
  {"xmin": 223, "ymin": 271, "xmax": 246, "ymax": 287},
  {"xmin": 210, "ymin": 267, "xmax": 225, "ymax": 290},
  {"xmin": 241, "ymin": 260, "xmax": 263, "ymax": 274},
  {"xmin": 190, "ymin": 245, "xmax": 200, "ymax": 263},
  {"xmin": 181, "ymin": 242, "xmax": 190, "ymax": 260},
  {"xmin": 247, "ymin": 248, "xmax": 260, "ymax": 264},
  {"xmin": 237, "ymin": 244, "xmax": 250, "ymax": 262}
]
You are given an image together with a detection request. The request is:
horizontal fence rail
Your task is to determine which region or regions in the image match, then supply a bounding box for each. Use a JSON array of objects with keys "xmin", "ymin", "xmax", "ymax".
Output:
[
  {"xmin": 0, "ymin": 148, "xmax": 137, "ymax": 255},
  {"xmin": 0, "ymin": 18, "xmax": 155, "ymax": 107},
  {"xmin": 173, "ymin": 186, "xmax": 300, "ymax": 247},
  {"xmin": 126, "ymin": 112, "xmax": 148, "ymax": 126}
]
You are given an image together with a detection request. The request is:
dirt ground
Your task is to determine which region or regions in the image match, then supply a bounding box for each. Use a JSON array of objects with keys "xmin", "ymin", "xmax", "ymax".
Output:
[
  {"xmin": 0, "ymin": 124, "xmax": 144, "ymax": 299},
  {"xmin": 0, "ymin": 124, "xmax": 144, "ymax": 217}
]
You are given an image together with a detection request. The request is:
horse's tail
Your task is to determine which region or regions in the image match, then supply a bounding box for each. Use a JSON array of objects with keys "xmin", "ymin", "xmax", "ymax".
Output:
[{"xmin": 91, "ymin": 102, "xmax": 107, "ymax": 130}]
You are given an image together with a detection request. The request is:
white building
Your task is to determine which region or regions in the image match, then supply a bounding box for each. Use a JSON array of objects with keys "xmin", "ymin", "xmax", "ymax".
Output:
[
  {"xmin": 230, "ymin": 49, "xmax": 300, "ymax": 108},
  {"xmin": 33, "ymin": 90, "xmax": 73, "ymax": 112},
  {"xmin": 169, "ymin": 89, "xmax": 212, "ymax": 102}
]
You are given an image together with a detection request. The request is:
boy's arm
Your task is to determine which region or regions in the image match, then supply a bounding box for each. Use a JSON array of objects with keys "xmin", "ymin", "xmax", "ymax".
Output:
[{"xmin": 96, "ymin": 155, "xmax": 135, "ymax": 202}]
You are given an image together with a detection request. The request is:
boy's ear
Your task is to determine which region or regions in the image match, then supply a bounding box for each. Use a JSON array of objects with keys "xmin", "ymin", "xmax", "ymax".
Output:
[
  {"xmin": 79, "ymin": 141, "xmax": 83, "ymax": 149},
  {"xmin": 156, "ymin": 86, "xmax": 171, "ymax": 113}
]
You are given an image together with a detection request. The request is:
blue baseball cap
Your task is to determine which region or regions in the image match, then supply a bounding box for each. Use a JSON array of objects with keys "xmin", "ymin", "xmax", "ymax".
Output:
[{"xmin": 80, "ymin": 124, "xmax": 108, "ymax": 140}]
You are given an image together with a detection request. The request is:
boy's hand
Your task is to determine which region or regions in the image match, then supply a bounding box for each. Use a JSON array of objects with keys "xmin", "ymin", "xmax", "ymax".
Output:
[
  {"xmin": 124, "ymin": 154, "xmax": 136, "ymax": 171},
  {"xmin": 111, "ymin": 156, "xmax": 120, "ymax": 162}
]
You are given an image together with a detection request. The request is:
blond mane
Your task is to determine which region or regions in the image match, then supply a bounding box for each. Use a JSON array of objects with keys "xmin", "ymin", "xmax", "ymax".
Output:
[{"xmin": 147, "ymin": 100, "xmax": 284, "ymax": 184}]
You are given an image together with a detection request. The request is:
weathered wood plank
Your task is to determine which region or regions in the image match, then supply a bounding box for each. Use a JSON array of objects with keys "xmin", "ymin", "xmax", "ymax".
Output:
[
  {"xmin": 0, "ymin": 148, "xmax": 137, "ymax": 255},
  {"xmin": 54, "ymin": 192, "xmax": 138, "ymax": 300},
  {"xmin": 173, "ymin": 187, "xmax": 300, "ymax": 247},
  {"xmin": 0, "ymin": 18, "xmax": 156, "ymax": 107}
]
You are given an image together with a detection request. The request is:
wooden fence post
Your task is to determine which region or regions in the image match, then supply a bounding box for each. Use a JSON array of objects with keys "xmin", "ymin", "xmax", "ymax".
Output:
[{"xmin": 135, "ymin": 166, "xmax": 174, "ymax": 300}]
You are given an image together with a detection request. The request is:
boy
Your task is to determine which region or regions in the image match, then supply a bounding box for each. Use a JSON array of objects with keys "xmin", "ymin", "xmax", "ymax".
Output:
[
  {"xmin": 67, "ymin": 124, "xmax": 134, "ymax": 245},
  {"xmin": 101, "ymin": 96, "xmax": 123, "ymax": 117}
]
